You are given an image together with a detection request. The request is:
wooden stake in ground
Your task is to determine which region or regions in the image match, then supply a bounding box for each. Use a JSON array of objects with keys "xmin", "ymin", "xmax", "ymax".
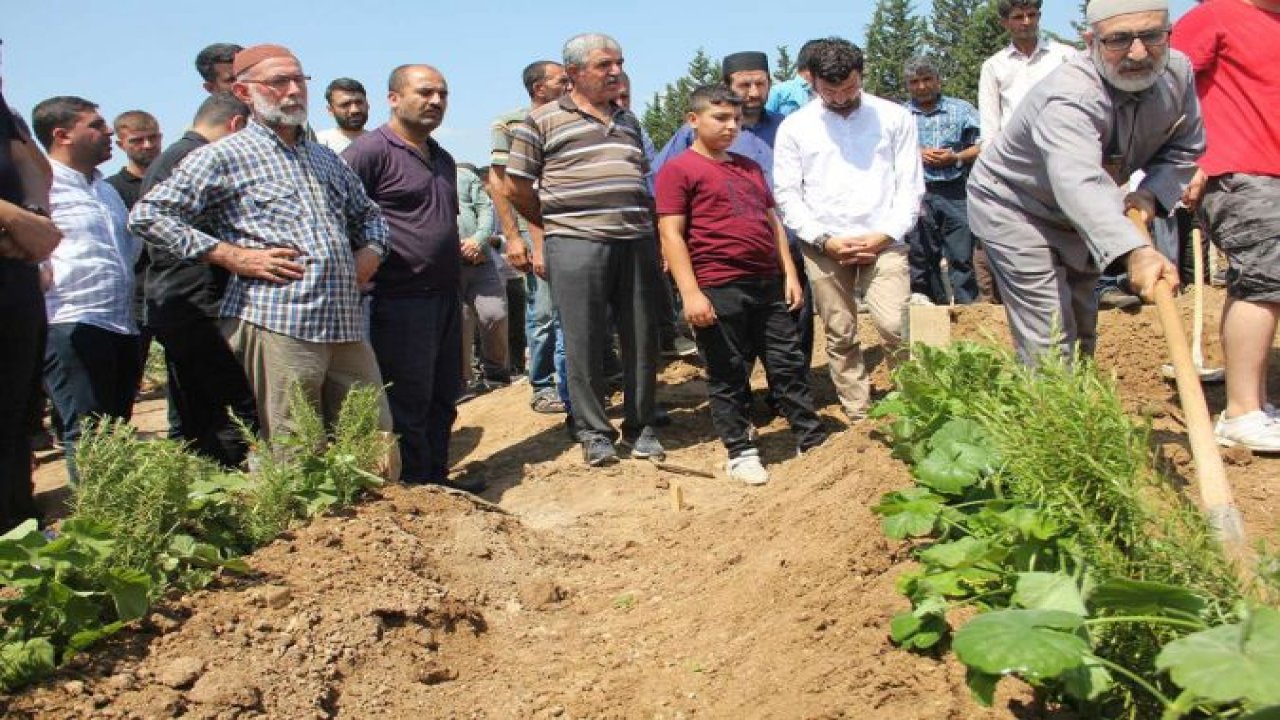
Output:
[{"xmin": 1129, "ymin": 211, "xmax": 1247, "ymax": 552}]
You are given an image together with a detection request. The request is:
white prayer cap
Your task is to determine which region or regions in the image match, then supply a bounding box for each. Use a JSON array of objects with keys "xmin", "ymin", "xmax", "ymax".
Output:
[{"xmin": 1086, "ymin": 0, "xmax": 1168, "ymax": 24}]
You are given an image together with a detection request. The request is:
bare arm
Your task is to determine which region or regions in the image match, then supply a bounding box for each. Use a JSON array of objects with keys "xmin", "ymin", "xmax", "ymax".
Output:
[
  {"xmin": 488, "ymin": 165, "xmax": 530, "ymax": 271},
  {"xmin": 657, "ymin": 214, "xmax": 715, "ymax": 327}
]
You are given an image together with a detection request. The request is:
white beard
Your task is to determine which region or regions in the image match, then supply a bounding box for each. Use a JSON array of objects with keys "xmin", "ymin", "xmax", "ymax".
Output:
[
  {"xmin": 1092, "ymin": 43, "xmax": 1168, "ymax": 93},
  {"xmin": 248, "ymin": 86, "xmax": 308, "ymax": 127}
]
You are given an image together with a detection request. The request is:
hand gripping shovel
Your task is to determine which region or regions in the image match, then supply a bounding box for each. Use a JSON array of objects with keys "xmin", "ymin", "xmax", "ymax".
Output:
[
  {"xmin": 1161, "ymin": 227, "xmax": 1225, "ymax": 382},
  {"xmin": 1129, "ymin": 211, "xmax": 1247, "ymax": 553}
]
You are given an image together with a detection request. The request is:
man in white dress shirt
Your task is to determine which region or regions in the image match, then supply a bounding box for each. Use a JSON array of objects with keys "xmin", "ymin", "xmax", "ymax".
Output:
[
  {"xmin": 774, "ymin": 37, "xmax": 925, "ymax": 422},
  {"xmin": 32, "ymin": 96, "xmax": 140, "ymax": 480},
  {"xmin": 978, "ymin": 0, "xmax": 1078, "ymax": 142}
]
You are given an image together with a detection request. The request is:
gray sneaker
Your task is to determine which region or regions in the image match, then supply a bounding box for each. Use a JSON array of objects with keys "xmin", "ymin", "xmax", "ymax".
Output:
[
  {"xmin": 582, "ymin": 434, "xmax": 618, "ymax": 467},
  {"xmin": 627, "ymin": 426, "xmax": 666, "ymax": 460}
]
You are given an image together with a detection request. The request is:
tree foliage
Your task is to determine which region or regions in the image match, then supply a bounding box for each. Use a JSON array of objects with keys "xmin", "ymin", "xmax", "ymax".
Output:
[
  {"xmin": 863, "ymin": 0, "xmax": 927, "ymax": 101},
  {"xmin": 640, "ymin": 48, "xmax": 720, "ymax": 150},
  {"xmin": 941, "ymin": 0, "xmax": 1008, "ymax": 103},
  {"xmin": 774, "ymin": 45, "xmax": 795, "ymax": 83}
]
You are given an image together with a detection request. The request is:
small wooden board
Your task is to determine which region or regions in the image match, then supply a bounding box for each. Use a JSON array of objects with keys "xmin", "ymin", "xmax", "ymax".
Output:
[{"xmin": 905, "ymin": 305, "xmax": 952, "ymax": 355}]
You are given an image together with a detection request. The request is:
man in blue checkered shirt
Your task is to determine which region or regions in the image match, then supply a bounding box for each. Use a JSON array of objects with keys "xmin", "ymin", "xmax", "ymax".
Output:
[
  {"xmin": 130, "ymin": 44, "xmax": 392, "ymax": 441},
  {"xmin": 902, "ymin": 56, "xmax": 983, "ymax": 304}
]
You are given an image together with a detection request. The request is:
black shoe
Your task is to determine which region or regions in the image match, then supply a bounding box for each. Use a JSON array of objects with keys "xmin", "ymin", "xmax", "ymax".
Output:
[
  {"xmin": 428, "ymin": 474, "xmax": 487, "ymax": 493},
  {"xmin": 625, "ymin": 427, "xmax": 666, "ymax": 461},
  {"xmin": 652, "ymin": 405, "xmax": 672, "ymax": 428},
  {"xmin": 582, "ymin": 434, "xmax": 618, "ymax": 467},
  {"xmin": 1098, "ymin": 287, "xmax": 1142, "ymax": 310}
]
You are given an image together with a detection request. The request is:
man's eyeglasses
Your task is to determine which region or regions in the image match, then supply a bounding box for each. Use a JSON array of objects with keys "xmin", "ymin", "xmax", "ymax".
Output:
[
  {"xmin": 242, "ymin": 74, "xmax": 310, "ymax": 91},
  {"xmin": 1098, "ymin": 28, "xmax": 1170, "ymax": 52}
]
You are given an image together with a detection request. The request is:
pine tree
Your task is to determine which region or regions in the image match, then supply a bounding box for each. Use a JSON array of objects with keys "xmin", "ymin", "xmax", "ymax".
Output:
[
  {"xmin": 928, "ymin": 0, "xmax": 985, "ymax": 88},
  {"xmin": 862, "ymin": 0, "xmax": 926, "ymax": 101},
  {"xmin": 943, "ymin": 0, "xmax": 1008, "ymax": 103},
  {"xmin": 774, "ymin": 45, "xmax": 795, "ymax": 83},
  {"xmin": 640, "ymin": 48, "xmax": 722, "ymax": 149}
]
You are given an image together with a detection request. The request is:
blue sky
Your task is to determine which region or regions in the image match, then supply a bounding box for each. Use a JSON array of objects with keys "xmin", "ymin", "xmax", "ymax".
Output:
[{"xmin": 5, "ymin": 0, "xmax": 1193, "ymax": 170}]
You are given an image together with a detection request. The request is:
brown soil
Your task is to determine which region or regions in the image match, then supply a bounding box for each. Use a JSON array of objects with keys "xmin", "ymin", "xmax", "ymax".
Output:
[{"xmin": 6, "ymin": 286, "xmax": 1277, "ymax": 719}]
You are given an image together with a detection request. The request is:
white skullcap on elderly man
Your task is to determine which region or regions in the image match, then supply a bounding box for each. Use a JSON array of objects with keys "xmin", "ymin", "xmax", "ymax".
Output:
[{"xmin": 1086, "ymin": 0, "xmax": 1168, "ymax": 23}]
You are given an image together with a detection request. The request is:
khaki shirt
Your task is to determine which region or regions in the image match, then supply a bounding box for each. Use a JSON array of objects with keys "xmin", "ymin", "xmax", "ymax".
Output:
[{"xmin": 968, "ymin": 51, "xmax": 1204, "ymax": 271}]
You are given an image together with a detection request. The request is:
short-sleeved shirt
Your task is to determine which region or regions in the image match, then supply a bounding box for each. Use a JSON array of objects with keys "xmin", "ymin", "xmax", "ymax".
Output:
[
  {"xmin": 1172, "ymin": 0, "xmax": 1280, "ymax": 178},
  {"xmin": 506, "ymin": 94, "xmax": 652, "ymax": 241},
  {"xmin": 654, "ymin": 149, "xmax": 780, "ymax": 288},
  {"xmin": 106, "ymin": 167, "xmax": 143, "ymax": 210},
  {"xmin": 489, "ymin": 107, "xmax": 527, "ymax": 168},
  {"xmin": 343, "ymin": 125, "xmax": 460, "ymax": 296},
  {"xmin": 906, "ymin": 96, "xmax": 982, "ymax": 184}
]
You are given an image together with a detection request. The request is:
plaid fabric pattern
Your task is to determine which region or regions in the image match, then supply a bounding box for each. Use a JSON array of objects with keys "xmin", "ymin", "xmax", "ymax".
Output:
[
  {"xmin": 906, "ymin": 96, "xmax": 981, "ymax": 184},
  {"xmin": 130, "ymin": 121, "xmax": 388, "ymax": 343},
  {"xmin": 46, "ymin": 160, "xmax": 139, "ymax": 335}
]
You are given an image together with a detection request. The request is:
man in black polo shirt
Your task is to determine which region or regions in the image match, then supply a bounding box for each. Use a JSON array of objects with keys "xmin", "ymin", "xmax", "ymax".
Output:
[
  {"xmin": 136, "ymin": 93, "xmax": 258, "ymax": 467},
  {"xmin": 106, "ymin": 111, "xmax": 162, "ymax": 209},
  {"xmin": 343, "ymin": 64, "xmax": 483, "ymax": 493}
]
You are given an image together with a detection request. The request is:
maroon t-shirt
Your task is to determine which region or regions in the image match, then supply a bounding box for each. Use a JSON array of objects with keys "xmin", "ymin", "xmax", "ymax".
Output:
[{"xmin": 654, "ymin": 149, "xmax": 781, "ymax": 288}]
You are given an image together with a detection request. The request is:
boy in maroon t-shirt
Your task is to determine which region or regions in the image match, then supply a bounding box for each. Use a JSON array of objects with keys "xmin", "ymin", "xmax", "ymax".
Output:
[{"xmin": 655, "ymin": 85, "xmax": 826, "ymax": 485}]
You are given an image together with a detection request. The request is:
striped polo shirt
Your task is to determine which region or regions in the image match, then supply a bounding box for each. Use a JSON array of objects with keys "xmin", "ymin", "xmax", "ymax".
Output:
[{"xmin": 506, "ymin": 94, "xmax": 653, "ymax": 241}]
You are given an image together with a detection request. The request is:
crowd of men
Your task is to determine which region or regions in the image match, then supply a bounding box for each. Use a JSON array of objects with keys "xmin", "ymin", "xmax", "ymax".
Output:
[{"xmin": 2, "ymin": 0, "xmax": 1277, "ymax": 530}]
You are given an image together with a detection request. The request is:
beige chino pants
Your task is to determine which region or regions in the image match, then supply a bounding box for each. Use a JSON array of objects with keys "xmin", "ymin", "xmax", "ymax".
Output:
[
  {"xmin": 799, "ymin": 244, "xmax": 910, "ymax": 418},
  {"xmin": 220, "ymin": 318, "xmax": 393, "ymax": 440}
]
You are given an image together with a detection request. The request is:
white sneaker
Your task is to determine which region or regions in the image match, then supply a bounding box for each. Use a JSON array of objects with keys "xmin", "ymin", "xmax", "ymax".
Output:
[
  {"xmin": 909, "ymin": 292, "xmax": 935, "ymax": 306},
  {"xmin": 1215, "ymin": 410, "xmax": 1280, "ymax": 453},
  {"xmin": 727, "ymin": 451, "xmax": 770, "ymax": 486}
]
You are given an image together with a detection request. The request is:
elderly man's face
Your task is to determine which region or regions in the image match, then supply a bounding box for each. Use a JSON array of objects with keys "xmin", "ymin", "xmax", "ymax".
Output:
[
  {"xmin": 237, "ymin": 56, "xmax": 309, "ymax": 127},
  {"xmin": 1088, "ymin": 10, "xmax": 1170, "ymax": 92},
  {"xmin": 568, "ymin": 48, "xmax": 624, "ymax": 104}
]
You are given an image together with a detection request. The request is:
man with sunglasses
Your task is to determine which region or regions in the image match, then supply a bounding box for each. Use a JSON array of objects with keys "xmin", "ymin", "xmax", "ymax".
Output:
[
  {"xmin": 130, "ymin": 44, "xmax": 393, "ymax": 442},
  {"xmin": 967, "ymin": 0, "xmax": 1203, "ymax": 366}
]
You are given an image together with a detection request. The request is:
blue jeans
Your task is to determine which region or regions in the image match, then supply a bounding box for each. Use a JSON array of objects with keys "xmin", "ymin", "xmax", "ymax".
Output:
[
  {"xmin": 524, "ymin": 273, "xmax": 562, "ymax": 392},
  {"xmin": 369, "ymin": 293, "xmax": 460, "ymax": 483},
  {"xmin": 44, "ymin": 322, "xmax": 139, "ymax": 482},
  {"xmin": 908, "ymin": 179, "xmax": 979, "ymax": 304}
]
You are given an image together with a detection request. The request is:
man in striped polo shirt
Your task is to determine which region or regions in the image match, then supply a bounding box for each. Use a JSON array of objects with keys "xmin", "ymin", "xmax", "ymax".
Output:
[{"xmin": 505, "ymin": 32, "xmax": 666, "ymax": 467}]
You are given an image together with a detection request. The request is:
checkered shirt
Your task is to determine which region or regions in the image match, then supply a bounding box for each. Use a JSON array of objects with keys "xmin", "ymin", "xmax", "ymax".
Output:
[{"xmin": 129, "ymin": 120, "xmax": 389, "ymax": 343}]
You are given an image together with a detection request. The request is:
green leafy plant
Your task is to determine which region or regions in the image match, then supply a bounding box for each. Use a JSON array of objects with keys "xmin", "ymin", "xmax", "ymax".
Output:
[{"xmin": 870, "ymin": 342, "xmax": 1267, "ymax": 719}]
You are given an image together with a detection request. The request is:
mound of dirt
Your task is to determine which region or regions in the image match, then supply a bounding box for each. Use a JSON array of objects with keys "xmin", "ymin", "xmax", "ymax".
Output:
[{"xmin": 7, "ymin": 286, "xmax": 1276, "ymax": 719}]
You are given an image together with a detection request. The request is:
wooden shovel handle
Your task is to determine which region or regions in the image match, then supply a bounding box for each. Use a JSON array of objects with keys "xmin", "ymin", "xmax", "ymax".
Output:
[{"xmin": 1127, "ymin": 211, "xmax": 1243, "ymax": 537}]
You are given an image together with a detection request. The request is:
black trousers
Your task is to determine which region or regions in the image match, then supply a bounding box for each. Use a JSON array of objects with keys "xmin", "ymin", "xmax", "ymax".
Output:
[
  {"xmin": 44, "ymin": 322, "xmax": 138, "ymax": 482},
  {"xmin": 694, "ymin": 277, "xmax": 825, "ymax": 458},
  {"xmin": 155, "ymin": 318, "xmax": 258, "ymax": 468},
  {"xmin": 1, "ymin": 260, "xmax": 45, "ymax": 530},
  {"xmin": 370, "ymin": 292, "xmax": 461, "ymax": 483},
  {"xmin": 546, "ymin": 235, "xmax": 660, "ymax": 440},
  {"xmin": 908, "ymin": 179, "xmax": 979, "ymax": 304}
]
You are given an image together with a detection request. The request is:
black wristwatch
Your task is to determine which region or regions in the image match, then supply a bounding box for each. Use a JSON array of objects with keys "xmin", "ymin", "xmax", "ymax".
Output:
[{"xmin": 814, "ymin": 232, "xmax": 833, "ymax": 250}]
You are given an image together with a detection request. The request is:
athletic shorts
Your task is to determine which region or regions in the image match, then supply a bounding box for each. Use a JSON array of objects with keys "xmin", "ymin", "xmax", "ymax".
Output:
[{"xmin": 1201, "ymin": 173, "xmax": 1280, "ymax": 303}]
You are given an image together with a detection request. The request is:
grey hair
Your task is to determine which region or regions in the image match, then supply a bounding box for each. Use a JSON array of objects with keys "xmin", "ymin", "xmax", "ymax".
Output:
[
  {"xmin": 562, "ymin": 33, "xmax": 622, "ymax": 67},
  {"xmin": 903, "ymin": 55, "xmax": 940, "ymax": 80}
]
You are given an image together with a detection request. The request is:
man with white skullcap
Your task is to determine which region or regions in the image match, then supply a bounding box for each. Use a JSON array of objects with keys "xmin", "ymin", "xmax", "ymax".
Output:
[{"xmin": 966, "ymin": 0, "xmax": 1204, "ymax": 365}]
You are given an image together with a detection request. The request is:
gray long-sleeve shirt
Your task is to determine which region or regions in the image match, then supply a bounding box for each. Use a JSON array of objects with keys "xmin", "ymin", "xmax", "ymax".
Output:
[{"xmin": 967, "ymin": 50, "xmax": 1204, "ymax": 270}]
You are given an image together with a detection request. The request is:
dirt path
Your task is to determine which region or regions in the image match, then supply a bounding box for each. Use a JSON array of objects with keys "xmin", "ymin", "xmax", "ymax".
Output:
[{"xmin": 6, "ymin": 288, "xmax": 1277, "ymax": 719}]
